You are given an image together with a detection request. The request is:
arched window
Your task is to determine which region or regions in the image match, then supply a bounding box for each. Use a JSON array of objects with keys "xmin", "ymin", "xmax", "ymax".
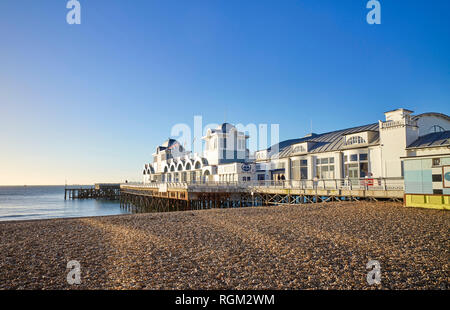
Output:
[
  {"xmin": 429, "ymin": 125, "xmax": 445, "ymax": 133},
  {"xmin": 346, "ymin": 136, "xmax": 366, "ymax": 145},
  {"xmin": 293, "ymin": 145, "xmax": 305, "ymax": 153},
  {"xmin": 195, "ymin": 161, "xmax": 201, "ymax": 169},
  {"xmin": 185, "ymin": 163, "xmax": 191, "ymax": 170}
]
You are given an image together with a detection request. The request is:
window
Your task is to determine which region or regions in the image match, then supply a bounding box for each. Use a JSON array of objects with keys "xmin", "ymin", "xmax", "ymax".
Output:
[
  {"xmin": 346, "ymin": 136, "xmax": 366, "ymax": 145},
  {"xmin": 345, "ymin": 163, "xmax": 358, "ymax": 178},
  {"xmin": 432, "ymin": 158, "xmax": 441, "ymax": 167},
  {"xmin": 344, "ymin": 153, "xmax": 369, "ymax": 178},
  {"xmin": 290, "ymin": 159, "xmax": 308, "ymax": 180},
  {"xmin": 360, "ymin": 163, "xmax": 369, "ymax": 178},
  {"xmin": 429, "ymin": 125, "xmax": 445, "ymax": 133},
  {"xmin": 300, "ymin": 160, "xmax": 308, "ymax": 180},
  {"xmin": 316, "ymin": 157, "xmax": 335, "ymax": 179},
  {"xmin": 293, "ymin": 145, "xmax": 306, "ymax": 153},
  {"xmin": 432, "ymin": 174, "xmax": 442, "ymax": 182},
  {"xmin": 291, "ymin": 160, "xmax": 301, "ymax": 180}
]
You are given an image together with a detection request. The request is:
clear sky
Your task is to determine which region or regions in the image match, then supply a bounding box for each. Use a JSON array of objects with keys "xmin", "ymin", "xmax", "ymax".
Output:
[{"xmin": 0, "ymin": 0, "xmax": 449, "ymax": 185}]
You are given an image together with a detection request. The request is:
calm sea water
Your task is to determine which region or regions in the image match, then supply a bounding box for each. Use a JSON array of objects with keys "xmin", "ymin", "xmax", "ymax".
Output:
[{"xmin": 0, "ymin": 186, "xmax": 131, "ymax": 222}]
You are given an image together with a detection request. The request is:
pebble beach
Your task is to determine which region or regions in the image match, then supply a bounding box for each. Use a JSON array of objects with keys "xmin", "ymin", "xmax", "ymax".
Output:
[{"xmin": 0, "ymin": 201, "xmax": 448, "ymax": 290}]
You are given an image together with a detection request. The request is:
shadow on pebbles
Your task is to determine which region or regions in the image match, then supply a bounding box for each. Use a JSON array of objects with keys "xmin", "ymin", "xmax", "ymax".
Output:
[{"xmin": 0, "ymin": 201, "xmax": 448, "ymax": 290}]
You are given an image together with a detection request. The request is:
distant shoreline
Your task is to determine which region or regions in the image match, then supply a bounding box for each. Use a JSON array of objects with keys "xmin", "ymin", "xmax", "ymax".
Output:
[{"xmin": 0, "ymin": 213, "xmax": 132, "ymax": 225}]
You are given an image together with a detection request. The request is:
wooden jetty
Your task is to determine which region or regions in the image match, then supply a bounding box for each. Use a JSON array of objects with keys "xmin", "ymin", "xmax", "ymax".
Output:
[
  {"xmin": 120, "ymin": 179, "xmax": 404, "ymax": 213},
  {"xmin": 65, "ymin": 183, "xmax": 121, "ymax": 200}
]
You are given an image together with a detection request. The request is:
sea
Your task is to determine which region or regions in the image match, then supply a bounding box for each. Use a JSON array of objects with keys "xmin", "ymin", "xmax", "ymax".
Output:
[{"xmin": 0, "ymin": 186, "xmax": 131, "ymax": 222}]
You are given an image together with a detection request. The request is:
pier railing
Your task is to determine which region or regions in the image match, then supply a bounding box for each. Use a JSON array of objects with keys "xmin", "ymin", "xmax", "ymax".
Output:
[{"xmin": 122, "ymin": 177, "xmax": 404, "ymax": 192}]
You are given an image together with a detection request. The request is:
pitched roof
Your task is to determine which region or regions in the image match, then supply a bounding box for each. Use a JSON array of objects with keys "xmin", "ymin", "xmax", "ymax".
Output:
[
  {"xmin": 407, "ymin": 131, "xmax": 450, "ymax": 149},
  {"xmin": 161, "ymin": 139, "xmax": 178, "ymax": 148},
  {"xmin": 266, "ymin": 123, "xmax": 379, "ymax": 158}
]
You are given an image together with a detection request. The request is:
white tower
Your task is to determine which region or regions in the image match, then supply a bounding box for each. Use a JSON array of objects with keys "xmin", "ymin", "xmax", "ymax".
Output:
[
  {"xmin": 379, "ymin": 109, "xmax": 419, "ymax": 177},
  {"xmin": 203, "ymin": 123, "xmax": 249, "ymax": 166}
]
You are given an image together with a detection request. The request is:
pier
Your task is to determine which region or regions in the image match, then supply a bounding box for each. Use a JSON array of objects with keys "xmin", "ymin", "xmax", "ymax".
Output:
[
  {"xmin": 64, "ymin": 183, "xmax": 121, "ymax": 200},
  {"xmin": 120, "ymin": 178, "xmax": 404, "ymax": 213}
]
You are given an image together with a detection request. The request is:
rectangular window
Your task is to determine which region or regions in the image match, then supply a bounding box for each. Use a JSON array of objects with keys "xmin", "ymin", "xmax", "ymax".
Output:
[
  {"xmin": 360, "ymin": 153, "xmax": 368, "ymax": 161},
  {"xmin": 432, "ymin": 158, "xmax": 441, "ymax": 167},
  {"xmin": 345, "ymin": 163, "xmax": 359, "ymax": 178},
  {"xmin": 290, "ymin": 160, "xmax": 301, "ymax": 180},
  {"xmin": 300, "ymin": 167, "xmax": 308, "ymax": 179},
  {"xmin": 299, "ymin": 159, "xmax": 308, "ymax": 180},
  {"xmin": 360, "ymin": 163, "xmax": 369, "ymax": 178},
  {"xmin": 432, "ymin": 174, "xmax": 442, "ymax": 182},
  {"xmin": 316, "ymin": 157, "xmax": 335, "ymax": 179},
  {"xmin": 350, "ymin": 154, "xmax": 358, "ymax": 162}
]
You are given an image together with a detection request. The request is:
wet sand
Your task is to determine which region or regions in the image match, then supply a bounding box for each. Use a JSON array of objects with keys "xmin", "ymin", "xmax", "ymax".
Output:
[{"xmin": 0, "ymin": 201, "xmax": 448, "ymax": 289}]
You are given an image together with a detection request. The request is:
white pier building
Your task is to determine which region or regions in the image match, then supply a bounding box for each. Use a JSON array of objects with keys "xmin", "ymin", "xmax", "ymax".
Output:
[
  {"xmin": 144, "ymin": 109, "xmax": 449, "ymax": 184},
  {"xmin": 143, "ymin": 123, "xmax": 254, "ymax": 184}
]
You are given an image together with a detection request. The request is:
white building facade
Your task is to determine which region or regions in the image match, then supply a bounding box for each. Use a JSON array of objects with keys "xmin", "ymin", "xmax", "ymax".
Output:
[
  {"xmin": 254, "ymin": 109, "xmax": 450, "ymax": 183},
  {"xmin": 143, "ymin": 109, "xmax": 450, "ymax": 185},
  {"xmin": 143, "ymin": 123, "xmax": 255, "ymax": 184}
]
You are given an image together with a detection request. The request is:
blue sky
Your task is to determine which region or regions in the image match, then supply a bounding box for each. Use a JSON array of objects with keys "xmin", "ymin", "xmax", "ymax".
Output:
[{"xmin": 0, "ymin": 0, "xmax": 449, "ymax": 185}]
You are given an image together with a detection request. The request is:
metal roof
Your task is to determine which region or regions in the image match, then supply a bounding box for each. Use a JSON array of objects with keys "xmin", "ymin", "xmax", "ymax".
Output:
[
  {"xmin": 407, "ymin": 131, "xmax": 450, "ymax": 149},
  {"xmin": 267, "ymin": 123, "xmax": 380, "ymax": 159}
]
